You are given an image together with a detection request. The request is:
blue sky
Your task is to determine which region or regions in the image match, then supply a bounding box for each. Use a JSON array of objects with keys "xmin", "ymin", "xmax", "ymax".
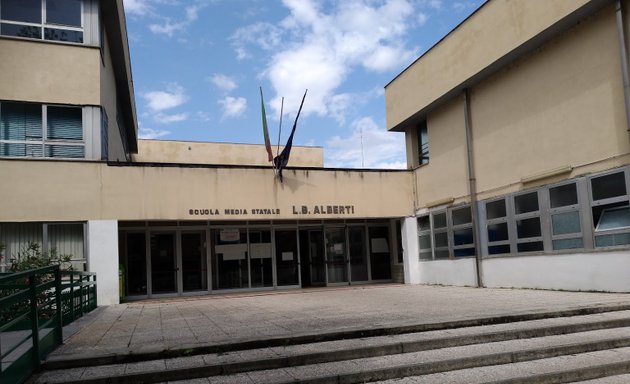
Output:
[{"xmin": 123, "ymin": 0, "xmax": 484, "ymax": 168}]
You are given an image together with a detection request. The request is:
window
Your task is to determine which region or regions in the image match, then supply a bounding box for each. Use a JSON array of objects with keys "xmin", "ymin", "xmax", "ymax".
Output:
[
  {"xmin": 549, "ymin": 183, "xmax": 583, "ymax": 250},
  {"xmin": 0, "ymin": 102, "xmax": 84, "ymax": 159},
  {"xmin": 486, "ymin": 199, "xmax": 511, "ymax": 255},
  {"xmin": 1, "ymin": 0, "xmax": 83, "ymax": 43},
  {"xmin": 590, "ymin": 171, "xmax": 630, "ymax": 247},
  {"xmin": 418, "ymin": 205, "xmax": 476, "ymax": 260},
  {"xmin": 513, "ymin": 192, "xmax": 543, "ymax": 253},
  {"xmin": 418, "ymin": 120, "xmax": 428, "ymax": 165}
]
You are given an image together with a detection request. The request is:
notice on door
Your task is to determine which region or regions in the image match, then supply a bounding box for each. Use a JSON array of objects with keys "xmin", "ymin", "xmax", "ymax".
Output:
[{"xmin": 282, "ymin": 251, "xmax": 294, "ymax": 261}]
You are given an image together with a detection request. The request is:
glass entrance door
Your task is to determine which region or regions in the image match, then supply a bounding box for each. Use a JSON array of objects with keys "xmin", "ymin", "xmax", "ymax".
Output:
[
  {"xmin": 150, "ymin": 233, "xmax": 177, "ymax": 294},
  {"xmin": 275, "ymin": 229, "xmax": 299, "ymax": 286},
  {"xmin": 348, "ymin": 226, "xmax": 368, "ymax": 282},
  {"xmin": 308, "ymin": 230, "xmax": 326, "ymax": 285},
  {"xmin": 325, "ymin": 227, "xmax": 348, "ymax": 284},
  {"xmin": 181, "ymin": 231, "xmax": 207, "ymax": 292}
]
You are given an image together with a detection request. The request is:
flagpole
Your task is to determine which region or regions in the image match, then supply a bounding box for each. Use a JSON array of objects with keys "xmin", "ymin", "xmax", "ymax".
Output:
[{"xmin": 277, "ymin": 97, "xmax": 284, "ymax": 158}]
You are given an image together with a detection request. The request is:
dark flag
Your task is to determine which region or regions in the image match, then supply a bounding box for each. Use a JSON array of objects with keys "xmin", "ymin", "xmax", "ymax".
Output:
[
  {"xmin": 259, "ymin": 87, "xmax": 274, "ymax": 162},
  {"xmin": 274, "ymin": 89, "xmax": 307, "ymax": 182}
]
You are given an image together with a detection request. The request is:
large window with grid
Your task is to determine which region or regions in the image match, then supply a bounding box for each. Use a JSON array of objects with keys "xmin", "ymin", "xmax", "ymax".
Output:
[
  {"xmin": 0, "ymin": 0, "xmax": 84, "ymax": 43},
  {"xmin": 590, "ymin": 170, "xmax": 630, "ymax": 247},
  {"xmin": 0, "ymin": 101, "xmax": 85, "ymax": 158},
  {"xmin": 418, "ymin": 205, "xmax": 476, "ymax": 260}
]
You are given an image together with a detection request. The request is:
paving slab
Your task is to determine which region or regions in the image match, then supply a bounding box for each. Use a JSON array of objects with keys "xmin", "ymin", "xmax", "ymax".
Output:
[{"xmin": 47, "ymin": 284, "xmax": 630, "ymax": 363}]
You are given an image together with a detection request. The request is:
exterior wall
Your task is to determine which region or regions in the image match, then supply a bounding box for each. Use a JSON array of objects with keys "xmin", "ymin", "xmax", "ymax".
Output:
[
  {"xmin": 100, "ymin": 26, "xmax": 128, "ymax": 162},
  {"xmin": 471, "ymin": 4, "xmax": 630, "ymax": 200},
  {"xmin": 385, "ymin": 0, "xmax": 594, "ymax": 130},
  {"xmin": 483, "ymin": 252, "xmax": 630, "ymax": 292},
  {"xmin": 414, "ymin": 97, "xmax": 470, "ymax": 208},
  {"xmin": 0, "ymin": 160, "xmax": 414, "ymax": 222},
  {"xmin": 134, "ymin": 140, "xmax": 324, "ymax": 167},
  {"xmin": 87, "ymin": 220, "xmax": 119, "ymax": 305},
  {"xmin": 402, "ymin": 216, "xmax": 420, "ymax": 284},
  {"xmin": 418, "ymin": 259, "xmax": 477, "ymax": 287},
  {"xmin": 0, "ymin": 39, "xmax": 100, "ymax": 106}
]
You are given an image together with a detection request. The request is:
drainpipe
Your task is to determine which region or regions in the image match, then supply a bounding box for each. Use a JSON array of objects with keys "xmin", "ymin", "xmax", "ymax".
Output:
[
  {"xmin": 464, "ymin": 89, "xmax": 484, "ymax": 288},
  {"xmin": 616, "ymin": 0, "xmax": 630, "ymax": 143}
]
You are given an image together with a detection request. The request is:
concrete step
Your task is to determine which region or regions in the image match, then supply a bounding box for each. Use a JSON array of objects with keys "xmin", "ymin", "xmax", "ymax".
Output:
[
  {"xmin": 31, "ymin": 310, "xmax": 630, "ymax": 384},
  {"xmin": 42, "ymin": 304, "xmax": 630, "ymax": 370}
]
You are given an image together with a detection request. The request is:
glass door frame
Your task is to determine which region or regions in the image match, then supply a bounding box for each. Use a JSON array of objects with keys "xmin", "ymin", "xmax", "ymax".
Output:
[
  {"xmin": 324, "ymin": 225, "xmax": 349, "ymax": 286},
  {"xmin": 347, "ymin": 223, "xmax": 371, "ymax": 285},
  {"xmin": 273, "ymin": 227, "xmax": 301, "ymax": 289},
  {"xmin": 147, "ymin": 230, "xmax": 179, "ymax": 298}
]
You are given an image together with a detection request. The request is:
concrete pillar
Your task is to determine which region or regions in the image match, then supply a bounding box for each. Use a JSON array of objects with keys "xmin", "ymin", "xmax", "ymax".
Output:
[
  {"xmin": 87, "ymin": 220, "xmax": 119, "ymax": 305},
  {"xmin": 401, "ymin": 216, "xmax": 420, "ymax": 284}
]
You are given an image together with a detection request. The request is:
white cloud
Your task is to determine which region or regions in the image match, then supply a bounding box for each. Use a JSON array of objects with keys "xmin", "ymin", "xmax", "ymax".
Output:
[
  {"xmin": 417, "ymin": 12, "xmax": 429, "ymax": 26},
  {"xmin": 326, "ymin": 117, "xmax": 406, "ymax": 169},
  {"xmin": 240, "ymin": 0, "xmax": 418, "ymax": 121},
  {"xmin": 142, "ymin": 83, "xmax": 188, "ymax": 112},
  {"xmin": 155, "ymin": 112, "xmax": 189, "ymax": 124},
  {"xmin": 148, "ymin": 4, "xmax": 205, "ymax": 37},
  {"xmin": 209, "ymin": 74, "xmax": 237, "ymax": 92},
  {"xmin": 218, "ymin": 96, "xmax": 247, "ymax": 119},
  {"xmin": 124, "ymin": 0, "xmax": 151, "ymax": 16},
  {"xmin": 231, "ymin": 22, "xmax": 284, "ymax": 60},
  {"xmin": 139, "ymin": 127, "xmax": 171, "ymax": 139}
]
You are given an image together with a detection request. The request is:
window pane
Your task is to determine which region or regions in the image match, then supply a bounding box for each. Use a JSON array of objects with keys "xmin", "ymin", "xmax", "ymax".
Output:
[
  {"xmin": 552, "ymin": 211, "xmax": 581, "ymax": 235},
  {"xmin": 45, "ymin": 144, "xmax": 84, "ymax": 158},
  {"xmin": 418, "ymin": 121, "xmax": 428, "ymax": 165},
  {"xmin": 434, "ymin": 232, "xmax": 448, "ymax": 248},
  {"xmin": 434, "ymin": 249, "xmax": 449, "ymax": 259},
  {"xmin": 595, "ymin": 233, "xmax": 630, "ymax": 247},
  {"xmin": 1, "ymin": 23, "xmax": 41, "ymax": 38},
  {"xmin": 1, "ymin": 0, "xmax": 41, "ymax": 23},
  {"xmin": 549, "ymin": 184, "xmax": 578, "ymax": 208},
  {"xmin": 433, "ymin": 212, "xmax": 447, "ymax": 229},
  {"xmin": 454, "ymin": 248, "xmax": 475, "ymax": 257},
  {"xmin": 595, "ymin": 206, "xmax": 630, "ymax": 231},
  {"xmin": 553, "ymin": 238, "xmax": 583, "ymax": 250},
  {"xmin": 453, "ymin": 228, "xmax": 473, "ymax": 246},
  {"xmin": 591, "ymin": 172, "xmax": 627, "ymax": 201},
  {"xmin": 488, "ymin": 223, "xmax": 509, "ymax": 242},
  {"xmin": 452, "ymin": 206, "xmax": 472, "ymax": 226},
  {"xmin": 0, "ymin": 143, "xmax": 42, "ymax": 157},
  {"xmin": 488, "ymin": 244, "xmax": 510, "ymax": 255},
  {"xmin": 419, "ymin": 234, "xmax": 431, "ymax": 250},
  {"xmin": 517, "ymin": 241, "xmax": 544, "ymax": 253},
  {"xmin": 46, "ymin": 0, "xmax": 81, "ymax": 27},
  {"xmin": 47, "ymin": 106, "xmax": 82, "ymax": 140},
  {"xmin": 44, "ymin": 28, "xmax": 83, "ymax": 43},
  {"xmin": 1, "ymin": 102, "xmax": 42, "ymax": 141},
  {"xmin": 514, "ymin": 192, "xmax": 539, "ymax": 214},
  {"xmin": 419, "ymin": 251, "xmax": 432, "ymax": 261},
  {"xmin": 417, "ymin": 216, "xmax": 430, "ymax": 231},
  {"xmin": 486, "ymin": 200, "xmax": 506, "ymax": 220},
  {"xmin": 517, "ymin": 217, "xmax": 541, "ymax": 239}
]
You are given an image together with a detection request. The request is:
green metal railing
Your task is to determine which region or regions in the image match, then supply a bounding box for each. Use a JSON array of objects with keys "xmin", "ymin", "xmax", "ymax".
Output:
[{"xmin": 0, "ymin": 266, "xmax": 97, "ymax": 384}]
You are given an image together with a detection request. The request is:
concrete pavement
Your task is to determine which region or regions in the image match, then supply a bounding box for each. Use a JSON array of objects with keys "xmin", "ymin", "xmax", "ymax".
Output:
[{"xmin": 48, "ymin": 284, "xmax": 630, "ymax": 361}]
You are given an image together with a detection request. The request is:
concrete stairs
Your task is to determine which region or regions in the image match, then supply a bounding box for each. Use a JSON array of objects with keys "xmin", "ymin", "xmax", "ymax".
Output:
[{"xmin": 30, "ymin": 306, "xmax": 630, "ymax": 384}]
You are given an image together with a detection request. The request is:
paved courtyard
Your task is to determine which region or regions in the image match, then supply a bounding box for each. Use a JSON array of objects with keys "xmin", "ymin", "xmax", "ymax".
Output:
[{"xmin": 50, "ymin": 284, "xmax": 630, "ymax": 361}]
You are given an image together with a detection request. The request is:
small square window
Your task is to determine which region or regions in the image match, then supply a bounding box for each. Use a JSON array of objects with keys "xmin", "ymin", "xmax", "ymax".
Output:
[
  {"xmin": 591, "ymin": 172, "xmax": 627, "ymax": 201},
  {"xmin": 552, "ymin": 211, "xmax": 581, "ymax": 235},
  {"xmin": 1, "ymin": 0, "xmax": 41, "ymax": 23},
  {"xmin": 453, "ymin": 228, "xmax": 473, "ymax": 246},
  {"xmin": 486, "ymin": 200, "xmax": 506, "ymax": 220},
  {"xmin": 419, "ymin": 234, "xmax": 431, "ymax": 249},
  {"xmin": 452, "ymin": 206, "xmax": 472, "ymax": 226},
  {"xmin": 434, "ymin": 232, "xmax": 448, "ymax": 247},
  {"xmin": 433, "ymin": 212, "xmax": 447, "ymax": 229},
  {"xmin": 417, "ymin": 216, "xmax": 430, "ymax": 231},
  {"xmin": 517, "ymin": 217, "xmax": 541, "ymax": 239},
  {"xmin": 514, "ymin": 192, "xmax": 539, "ymax": 214},
  {"xmin": 488, "ymin": 223, "xmax": 509, "ymax": 242},
  {"xmin": 46, "ymin": 0, "xmax": 82, "ymax": 27},
  {"xmin": 595, "ymin": 206, "xmax": 630, "ymax": 232},
  {"xmin": 549, "ymin": 183, "xmax": 578, "ymax": 208},
  {"xmin": 517, "ymin": 241, "xmax": 544, "ymax": 253}
]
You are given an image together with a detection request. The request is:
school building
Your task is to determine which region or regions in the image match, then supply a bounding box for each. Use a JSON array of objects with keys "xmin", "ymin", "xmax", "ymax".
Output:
[{"xmin": 1, "ymin": 0, "xmax": 629, "ymax": 305}]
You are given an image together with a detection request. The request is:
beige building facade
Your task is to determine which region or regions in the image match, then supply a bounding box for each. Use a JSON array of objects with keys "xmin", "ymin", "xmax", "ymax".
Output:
[
  {"xmin": 386, "ymin": 0, "xmax": 630, "ymax": 291},
  {"xmin": 2, "ymin": 0, "xmax": 630, "ymax": 305}
]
